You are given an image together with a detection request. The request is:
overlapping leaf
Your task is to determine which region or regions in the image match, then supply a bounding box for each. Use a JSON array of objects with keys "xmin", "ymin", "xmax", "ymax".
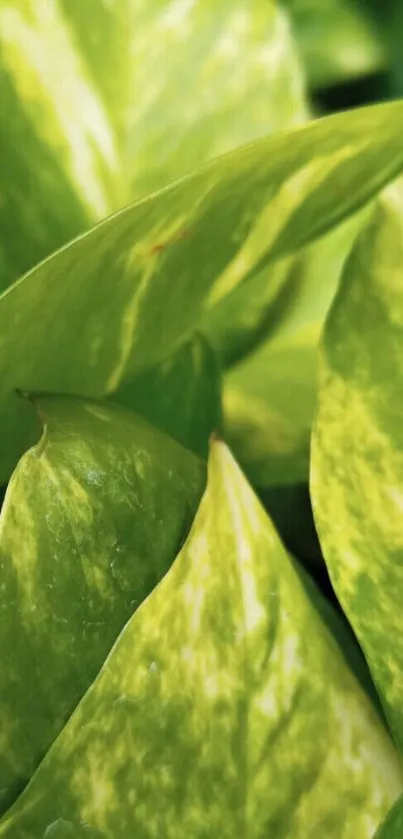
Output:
[
  {"xmin": 0, "ymin": 0, "xmax": 306, "ymax": 291},
  {"xmin": 0, "ymin": 395, "xmax": 205, "ymax": 815},
  {"xmin": 114, "ymin": 333, "xmax": 222, "ymax": 457},
  {"xmin": 0, "ymin": 441, "xmax": 401, "ymax": 837},
  {"xmin": 200, "ymin": 256, "xmax": 294, "ymax": 367},
  {"xmin": 311, "ymin": 183, "xmax": 403, "ymax": 753},
  {"xmin": 0, "ymin": 0, "xmax": 127, "ymax": 291},
  {"xmin": 2, "ymin": 101, "xmax": 403, "ymax": 482},
  {"xmin": 221, "ymin": 213, "xmax": 366, "ymax": 484}
]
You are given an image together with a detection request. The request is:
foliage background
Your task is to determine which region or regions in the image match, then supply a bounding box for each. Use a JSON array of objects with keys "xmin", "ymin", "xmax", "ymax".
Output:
[{"xmin": 1, "ymin": 1, "xmax": 403, "ymax": 837}]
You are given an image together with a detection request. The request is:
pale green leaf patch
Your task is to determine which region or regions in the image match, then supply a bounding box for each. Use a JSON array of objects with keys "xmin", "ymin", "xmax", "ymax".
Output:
[
  {"xmin": 0, "ymin": 0, "xmax": 305, "ymax": 292},
  {"xmin": 311, "ymin": 182, "xmax": 403, "ymax": 754},
  {"xmin": 2, "ymin": 101, "xmax": 403, "ymax": 482},
  {"xmin": 1, "ymin": 441, "xmax": 401, "ymax": 838},
  {"xmin": 0, "ymin": 0, "xmax": 127, "ymax": 290},
  {"xmin": 125, "ymin": 0, "xmax": 308, "ymax": 198},
  {"xmin": 0, "ymin": 394, "xmax": 205, "ymax": 815}
]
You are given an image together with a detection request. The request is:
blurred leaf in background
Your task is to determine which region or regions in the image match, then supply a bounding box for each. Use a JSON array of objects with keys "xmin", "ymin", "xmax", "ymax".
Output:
[
  {"xmin": 357, "ymin": 0, "xmax": 403, "ymax": 97},
  {"xmin": 0, "ymin": 0, "xmax": 128, "ymax": 291},
  {"xmin": 125, "ymin": 0, "xmax": 308, "ymax": 197},
  {"xmin": 283, "ymin": 0, "xmax": 385, "ymax": 91},
  {"xmin": 0, "ymin": 0, "xmax": 307, "ymax": 292}
]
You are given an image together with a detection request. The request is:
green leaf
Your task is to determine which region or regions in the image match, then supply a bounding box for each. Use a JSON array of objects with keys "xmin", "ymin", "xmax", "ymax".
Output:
[
  {"xmin": 295, "ymin": 560, "xmax": 386, "ymax": 719},
  {"xmin": 200, "ymin": 257, "xmax": 295, "ymax": 368},
  {"xmin": 354, "ymin": 1, "xmax": 403, "ymax": 99},
  {"xmin": 0, "ymin": 0, "xmax": 127, "ymax": 291},
  {"xmin": 198, "ymin": 107, "xmax": 394, "ymax": 366},
  {"xmin": 375, "ymin": 795, "xmax": 403, "ymax": 838},
  {"xmin": 0, "ymin": 0, "xmax": 306, "ymax": 292},
  {"xmin": 1, "ymin": 441, "xmax": 401, "ymax": 837},
  {"xmin": 311, "ymin": 182, "xmax": 403, "ymax": 753},
  {"xmin": 124, "ymin": 1, "xmax": 307, "ymax": 198},
  {"xmin": 221, "ymin": 213, "xmax": 364, "ymax": 484},
  {"xmin": 284, "ymin": 0, "xmax": 385, "ymax": 88},
  {"xmin": 223, "ymin": 323, "xmax": 318, "ymax": 485},
  {"xmin": 114, "ymin": 333, "xmax": 222, "ymax": 458},
  {"xmin": 2, "ymin": 100, "xmax": 403, "ymax": 482},
  {"xmin": 0, "ymin": 394, "xmax": 206, "ymax": 815},
  {"xmin": 202, "ymin": 209, "xmax": 365, "ymax": 368}
]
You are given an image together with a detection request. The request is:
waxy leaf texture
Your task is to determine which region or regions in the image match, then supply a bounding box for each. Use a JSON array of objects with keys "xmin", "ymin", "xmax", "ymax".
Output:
[
  {"xmin": 0, "ymin": 442, "xmax": 400, "ymax": 837},
  {"xmin": 0, "ymin": 395, "xmax": 205, "ymax": 814},
  {"xmin": 1, "ymin": 102, "xmax": 403, "ymax": 481},
  {"xmin": 312, "ymin": 183, "xmax": 403, "ymax": 753}
]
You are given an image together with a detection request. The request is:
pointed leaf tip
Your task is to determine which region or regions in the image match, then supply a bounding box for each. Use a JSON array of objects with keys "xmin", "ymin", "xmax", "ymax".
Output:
[{"xmin": 2, "ymin": 438, "xmax": 400, "ymax": 837}]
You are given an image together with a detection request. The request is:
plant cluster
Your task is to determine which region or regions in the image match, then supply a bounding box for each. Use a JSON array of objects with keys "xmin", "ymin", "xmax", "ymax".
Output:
[{"xmin": 1, "ymin": 2, "xmax": 403, "ymax": 837}]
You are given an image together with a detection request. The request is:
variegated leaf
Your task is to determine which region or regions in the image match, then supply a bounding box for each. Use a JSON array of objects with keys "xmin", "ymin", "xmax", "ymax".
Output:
[
  {"xmin": 221, "ymin": 213, "xmax": 366, "ymax": 484},
  {"xmin": 311, "ymin": 182, "xmax": 403, "ymax": 753},
  {"xmin": 0, "ymin": 0, "xmax": 306, "ymax": 291},
  {"xmin": 2, "ymin": 101, "xmax": 403, "ymax": 482},
  {"xmin": 0, "ymin": 441, "xmax": 400, "ymax": 838},
  {"xmin": 0, "ymin": 394, "xmax": 205, "ymax": 814}
]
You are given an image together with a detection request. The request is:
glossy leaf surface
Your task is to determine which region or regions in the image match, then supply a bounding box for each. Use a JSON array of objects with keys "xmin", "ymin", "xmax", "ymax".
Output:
[
  {"xmin": 0, "ymin": 395, "xmax": 205, "ymax": 814},
  {"xmin": 2, "ymin": 101, "xmax": 403, "ymax": 482},
  {"xmin": 0, "ymin": 442, "xmax": 401, "ymax": 838},
  {"xmin": 311, "ymin": 184, "xmax": 403, "ymax": 753}
]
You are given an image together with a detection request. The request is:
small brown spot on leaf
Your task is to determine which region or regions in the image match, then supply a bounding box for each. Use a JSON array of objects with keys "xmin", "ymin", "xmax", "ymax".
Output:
[{"xmin": 148, "ymin": 228, "xmax": 192, "ymax": 256}]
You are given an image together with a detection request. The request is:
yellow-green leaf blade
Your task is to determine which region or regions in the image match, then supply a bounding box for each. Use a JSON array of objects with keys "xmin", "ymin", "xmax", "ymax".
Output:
[
  {"xmin": 0, "ymin": 0, "xmax": 306, "ymax": 292},
  {"xmin": 126, "ymin": 1, "xmax": 307, "ymax": 198},
  {"xmin": 311, "ymin": 182, "xmax": 403, "ymax": 752},
  {"xmin": 3, "ymin": 101, "xmax": 403, "ymax": 482},
  {"xmin": 0, "ymin": 394, "xmax": 205, "ymax": 815},
  {"xmin": 1, "ymin": 441, "xmax": 401, "ymax": 837},
  {"xmin": 202, "ymin": 201, "xmax": 365, "ymax": 369},
  {"xmin": 0, "ymin": 0, "xmax": 127, "ymax": 290}
]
